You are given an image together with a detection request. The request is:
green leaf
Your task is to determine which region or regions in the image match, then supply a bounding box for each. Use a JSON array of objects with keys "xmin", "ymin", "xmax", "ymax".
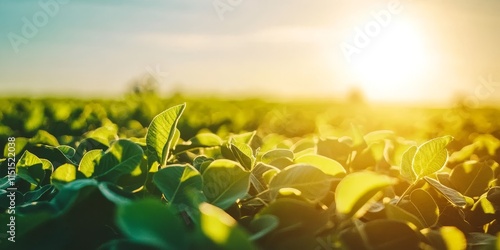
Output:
[
  {"xmin": 335, "ymin": 171, "xmax": 396, "ymax": 218},
  {"xmin": 294, "ymin": 154, "xmax": 346, "ymax": 177},
  {"xmin": 78, "ymin": 140, "xmax": 143, "ymax": 182},
  {"xmin": 386, "ymin": 203, "xmax": 426, "ymax": 230},
  {"xmin": 174, "ymin": 133, "xmax": 223, "ymax": 153},
  {"xmin": 230, "ymin": 139, "xmax": 256, "ymax": 171},
  {"xmin": 56, "ymin": 145, "xmax": 76, "ymax": 160},
  {"xmin": 269, "ymin": 164, "xmax": 333, "ymax": 201},
  {"xmin": 30, "ymin": 130, "xmax": 59, "ymax": 146},
  {"xmin": 116, "ymin": 199, "xmax": 187, "ymax": 249},
  {"xmin": 399, "ymin": 189, "xmax": 439, "ymax": 228},
  {"xmin": 424, "ymin": 176, "xmax": 467, "ymax": 208},
  {"xmin": 440, "ymin": 226, "xmax": 466, "ymax": 250},
  {"xmin": 412, "ymin": 136, "xmax": 453, "ymax": 179},
  {"xmin": 202, "ymin": 159, "xmax": 250, "ymax": 209},
  {"xmin": 51, "ymin": 163, "xmax": 78, "ymax": 184},
  {"xmin": 231, "ymin": 131, "xmax": 256, "ymax": 144},
  {"xmin": 250, "ymin": 163, "xmax": 278, "ymax": 194},
  {"xmin": 400, "ymin": 146, "xmax": 417, "ymax": 182},
  {"xmin": 153, "ymin": 164, "xmax": 205, "ymax": 207},
  {"xmin": 146, "ymin": 103, "xmax": 186, "ymax": 166},
  {"xmin": 261, "ymin": 149, "xmax": 294, "ymax": 164},
  {"xmin": 78, "ymin": 150, "xmax": 103, "ymax": 177},
  {"xmin": 199, "ymin": 203, "xmax": 256, "ymax": 250},
  {"xmin": 16, "ymin": 150, "xmax": 45, "ymax": 185},
  {"xmin": 449, "ymin": 160, "xmax": 494, "ymax": 197}
]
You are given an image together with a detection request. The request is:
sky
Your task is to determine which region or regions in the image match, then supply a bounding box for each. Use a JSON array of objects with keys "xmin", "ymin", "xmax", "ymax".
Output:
[{"xmin": 0, "ymin": 0, "xmax": 499, "ymax": 105}]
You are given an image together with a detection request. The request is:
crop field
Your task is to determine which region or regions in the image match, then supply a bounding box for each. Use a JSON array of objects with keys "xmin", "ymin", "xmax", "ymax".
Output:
[{"xmin": 1, "ymin": 94, "xmax": 500, "ymax": 250}]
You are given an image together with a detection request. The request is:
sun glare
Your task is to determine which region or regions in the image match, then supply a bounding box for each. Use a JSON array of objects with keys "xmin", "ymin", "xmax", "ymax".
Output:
[{"xmin": 350, "ymin": 19, "xmax": 430, "ymax": 102}]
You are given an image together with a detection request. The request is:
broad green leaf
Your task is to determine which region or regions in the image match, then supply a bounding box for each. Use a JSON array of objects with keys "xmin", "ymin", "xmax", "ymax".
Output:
[
  {"xmin": 440, "ymin": 226, "xmax": 466, "ymax": 250},
  {"xmin": 230, "ymin": 131, "xmax": 256, "ymax": 144},
  {"xmin": 30, "ymin": 130, "xmax": 59, "ymax": 146},
  {"xmin": 449, "ymin": 160, "xmax": 494, "ymax": 197},
  {"xmin": 193, "ymin": 155, "xmax": 214, "ymax": 173},
  {"xmin": 412, "ymin": 136, "xmax": 453, "ymax": 179},
  {"xmin": 335, "ymin": 171, "xmax": 396, "ymax": 218},
  {"xmin": 153, "ymin": 164, "xmax": 205, "ymax": 207},
  {"xmin": 16, "ymin": 150, "xmax": 45, "ymax": 185},
  {"xmin": 78, "ymin": 150, "xmax": 103, "ymax": 177},
  {"xmin": 146, "ymin": 103, "xmax": 186, "ymax": 166},
  {"xmin": 199, "ymin": 203, "xmax": 256, "ymax": 250},
  {"xmin": 317, "ymin": 138, "xmax": 351, "ymax": 165},
  {"xmin": 386, "ymin": 203, "xmax": 425, "ymax": 229},
  {"xmin": 261, "ymin": 149, "xmax": 294, "ymax": 164},
  {"xmin": 269, "ymin": 164, "xmax": 333, "ymax": 201},
  {"xmin": 202, "ymin": 159, "xmax": 250, "ymax": 209},
  {"xmin": 251, "ymin": 163, "xmax": 278, "ymax": 194},
  {"xmin": 424, "ymin": 176, "xmax": 467, "ymax": 208},
  {"xmin": 340, "ymin": 219, "xmax": 420, "ymax": 250},
  {"xmin": 51, "ymin": 163, "xmax": 77, "ymax": 183},
  {"xmin": 291, "ymin": 138, "xmax": 316, "ymax": 153},
  {"xmin": 84, "ymin": 123, "xmax": 118, "ymax": 147},
  {"xmin": 40, "ymin": 159, "xmax": 53, "ymax": 171},
  {"xmin": 399, "ymin": 189, "xmax": 439, "ymax": 228},
  {"xmin": 116, "ymin": 199, "xmax": 187, "ymax": 249},
  {"xmin": 230, "ymin": 139, "xmax": 256, "ymax": 171},
  {"xmin": 174, "ymin": 133, "xmax": 223, "ymax": 153},
  {"xmin": 294, "ymin": 154, "xmax": 346, "ymax": 177},
  {"xmin": 405, "ymin": 148, "xmax": 423, "ymax": 178},
  {"xmin": 78, "ymin": 140, "xmax": 143, "ymax": 182},
  {"xmin": 56, "ymin": 145, "xmax": 76, "ymax": 159}
]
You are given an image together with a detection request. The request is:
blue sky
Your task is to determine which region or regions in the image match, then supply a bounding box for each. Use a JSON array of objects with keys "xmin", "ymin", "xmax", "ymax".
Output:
[{"xmin": 1, "ymin": 0, "xmax": 500, "ymax": 104}]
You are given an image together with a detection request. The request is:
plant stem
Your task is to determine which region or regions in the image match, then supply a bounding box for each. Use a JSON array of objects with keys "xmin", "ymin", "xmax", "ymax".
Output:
[{"xmin": 395, "ymin": 180, "xmax": 418, "ymax": 206}]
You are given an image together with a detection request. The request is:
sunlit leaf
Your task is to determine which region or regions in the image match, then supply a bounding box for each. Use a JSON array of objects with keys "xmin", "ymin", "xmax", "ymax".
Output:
[
  {"xmin": 78, "ymin": 140, "xmax": 143, "ymax": 182},
  {"xmin": 153, "ymin": 164, "xmax": 205, "ymax": 207},
  {"xmin": 230, "ymin": 139, "xmax": 256, "ymax": 171},
  {"xmin": 202, "ymin": 159, "xmax": 250, "ymax": 209},
  {"xmin": 146, "ymin": 103, "xmax": 186, "ymax": 166},
  {"xmin": 261, "ymin": 149, "xmax": 294, "ymax": 164},
  {"xmin": 335, "ymin": 171, "xmax": 396, "ymax": 218},
  {"xmin": 412, "ymin": 136, "xmax": 453, "ymax": 179},
  {"xmin": 16, "ymin": 150, "xmax": 45, "ymax": 185},
  {"xmin": 440, "ymin": 226, "xmax": 466, "ymax": 250},
  {"xmin": 269, "ymin": 164, "xmax": 333, "ymax": 201},
  {"xmin": 174, "ymin": 133, "xmax": 223, "ymax": 153},
  {"xmin": 51, "ymin": 163, "xmax": 78, "ymax": 184},
  {"xmin": 199, "ymin": 203, "xmax": 255, "ymax": 249},
  {"xmin": 294, "ymin": 154, "xmax": 346, "ymax": 177}
]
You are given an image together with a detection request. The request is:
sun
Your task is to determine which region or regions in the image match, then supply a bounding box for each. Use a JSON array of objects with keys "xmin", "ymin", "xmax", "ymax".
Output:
[{"xmin": 349, "ymin": 19, "xmax": 430, "ymax": 102}]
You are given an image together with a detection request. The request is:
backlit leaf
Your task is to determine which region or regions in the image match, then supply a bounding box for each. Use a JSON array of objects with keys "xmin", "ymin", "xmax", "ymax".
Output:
[
  {"xmin": 146, "ymin": 103, "xmax": 186, "ymax": 166},
  {"xmin": 412, "ymin": 136, "xmax": 453, "ymax": 179},
  {"xmin": 335, "ymin": 171, "xmax": 396, "ymax": 218}
]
